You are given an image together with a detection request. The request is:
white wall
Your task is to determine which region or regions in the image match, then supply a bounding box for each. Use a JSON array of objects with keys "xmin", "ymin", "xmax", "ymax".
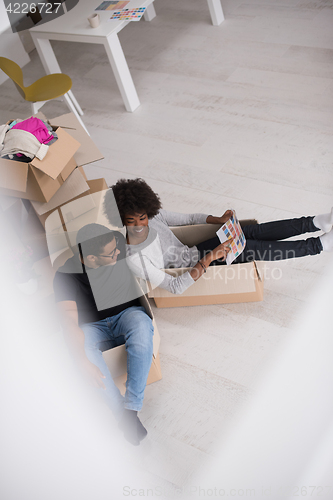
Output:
[{"xmin": 0, "ymin": 1, "xmax": 30, "ymax": 85}]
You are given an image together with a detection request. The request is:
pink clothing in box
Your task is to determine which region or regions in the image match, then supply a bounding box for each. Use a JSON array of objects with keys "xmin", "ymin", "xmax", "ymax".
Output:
[{"xmin": 12, "ymin": 117, "xmax": 55, "ymax": 145}]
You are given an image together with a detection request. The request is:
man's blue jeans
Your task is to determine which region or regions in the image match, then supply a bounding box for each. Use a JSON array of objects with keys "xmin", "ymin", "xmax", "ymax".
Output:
[{"xmin": 81, "ymin": 306, "xmax": 154, "ymax": 418}]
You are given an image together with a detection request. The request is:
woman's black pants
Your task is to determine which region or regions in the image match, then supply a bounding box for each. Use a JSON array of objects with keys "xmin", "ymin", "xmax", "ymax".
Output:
[{"xmin": 196, "ymin": 216, "xmax": 323, "ymax": 265}]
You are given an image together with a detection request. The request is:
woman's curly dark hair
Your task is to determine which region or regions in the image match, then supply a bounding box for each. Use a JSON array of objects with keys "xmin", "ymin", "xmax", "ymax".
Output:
[{"xmin": 104, "ymin": 178, "xmax": 162, "ymax": 224}]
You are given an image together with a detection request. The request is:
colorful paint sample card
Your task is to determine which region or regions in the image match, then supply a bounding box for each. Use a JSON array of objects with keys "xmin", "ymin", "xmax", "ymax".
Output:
[
  {"xmin": 216, "ymin": 210, "xmax": 246, "ymax": 265},
  {"xmin": 96, "ymin": 1, "xmax": 129, "ymax": 11},
  {"xmin": 109, "ymin": 7, "xmax": 146, "ymax": 21}
]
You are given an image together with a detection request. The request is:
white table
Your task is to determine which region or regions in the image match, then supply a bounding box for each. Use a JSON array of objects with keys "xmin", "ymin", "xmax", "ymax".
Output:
[
  {"xmin": 30, "ymin": 0, "xmax": 156, "ymax": 113},
  {"xmin": 207, "ymin": 0, "xmax": 224, "ymax": 26},
  {"xmin": 30, "ymin": 0, "xmax": 224, "ymax": 113}
]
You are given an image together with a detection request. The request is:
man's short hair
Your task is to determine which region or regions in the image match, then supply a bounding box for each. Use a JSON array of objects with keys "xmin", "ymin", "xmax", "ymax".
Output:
[{"xmin": 76, "ymin": 223, "xmax": 118, "ymax": 258}]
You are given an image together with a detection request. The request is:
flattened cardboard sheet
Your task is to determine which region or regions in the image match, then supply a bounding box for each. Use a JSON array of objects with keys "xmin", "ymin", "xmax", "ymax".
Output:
[
  {"xmin": 50, "ymin": 113, "xmax": 104, "ymax": 167},
  {"xmin": 64, "ymin": 187, "xmax": 111, "ymax": 246},
  {"xmin": 78, "ymin": 166, "xmax": 88, "ymax": 180}
]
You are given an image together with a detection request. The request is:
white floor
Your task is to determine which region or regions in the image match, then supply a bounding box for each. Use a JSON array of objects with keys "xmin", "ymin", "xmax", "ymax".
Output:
[{"xmin": 1, "ymin": 0, "xmax": 333, "ymax": 496}]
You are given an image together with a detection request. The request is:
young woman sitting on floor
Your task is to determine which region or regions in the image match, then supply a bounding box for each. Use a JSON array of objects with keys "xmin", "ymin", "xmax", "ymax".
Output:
[{"xmin": 103, "ymin": 178, "xmax": 333, "ymax": 295}]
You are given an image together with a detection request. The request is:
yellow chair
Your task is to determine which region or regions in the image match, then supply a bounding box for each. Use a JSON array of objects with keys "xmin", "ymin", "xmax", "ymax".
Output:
[{"xmin": 0, "ymin": 56, "xmax": 89, "ymax": 134}]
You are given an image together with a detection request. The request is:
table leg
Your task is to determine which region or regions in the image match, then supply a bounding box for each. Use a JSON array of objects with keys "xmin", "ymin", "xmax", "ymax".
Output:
[
  {"xmin": 30, "ymin": 35, "xmax": 62, "ymax": 74},
  {"xmin": 207, "ymin": 0, "xmax": 225, "ymax": 26},
  {"xmin": 63, "ymin": 94, "xmax": 90, "ymax": 135},
  {"xmin": 31, "ymin": 35, "xmax": 85, "ymax": 116},
  {"xmin": 104, "ymin": 33, "xmax": 140, "ymax": 112},
  {"xmin": 144, "ymin": 2, "xmax": 156, "ymax": 21}
]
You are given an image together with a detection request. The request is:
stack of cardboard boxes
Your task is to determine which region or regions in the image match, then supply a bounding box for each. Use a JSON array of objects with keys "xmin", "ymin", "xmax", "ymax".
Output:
[{"xmin": 0, "ymin": 112, "xmax": 106, "ymax": 224}]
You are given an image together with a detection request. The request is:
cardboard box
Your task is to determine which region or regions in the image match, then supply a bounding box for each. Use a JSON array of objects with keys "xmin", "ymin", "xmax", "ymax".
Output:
[
  {"xmin": 0, "ymin": 128, "xmax": 80, "ymax": 202},
  {"xmin": 34, "ymin": 112, "xmax": 104, "ymax": 170},
  {"xmin": 28, "ymin": 178, "xmax": 109, "ymax": 270},
  {"xmin": 0, "ymin": 112, "xmax": 104, "ymax": 203},
  {"xmin": 148, "ymin": 222, "xmax": 264, "ymax": 308},
  {"xmin": 30, "ymin": 169, "xmax": 91, "ymax": 228}
]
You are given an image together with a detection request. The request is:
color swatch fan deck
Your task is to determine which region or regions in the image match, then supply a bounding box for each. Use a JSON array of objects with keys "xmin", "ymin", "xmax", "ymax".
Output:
[{"xmin": 216, "ymin": 211, "xmax": 246, "ymax": 265}]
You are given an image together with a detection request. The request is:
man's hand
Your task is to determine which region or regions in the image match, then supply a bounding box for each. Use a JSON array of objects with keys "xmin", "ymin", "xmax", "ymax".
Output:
[{"xmin": 77, "ymin": 357, "xmax": 106, "ymax": 389}]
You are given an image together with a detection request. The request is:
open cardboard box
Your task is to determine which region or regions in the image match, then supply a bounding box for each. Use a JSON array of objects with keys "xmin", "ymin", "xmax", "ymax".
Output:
[
  {"xmin": 0, "ymin": 112, "xmax": 104, "ymax": 203},
  {"xmin": 148, "ymin": 221, "xmax": 264, "ymax": 308},
  {"xmin": 0, "ymin": 128, "xmax": 80, "ymax": 202}
]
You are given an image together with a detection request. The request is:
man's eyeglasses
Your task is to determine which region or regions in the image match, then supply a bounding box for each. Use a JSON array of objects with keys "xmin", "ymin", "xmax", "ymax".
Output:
[{"xmin": 98, "ymin": 237, "xmax": 119, "ymax": 259}]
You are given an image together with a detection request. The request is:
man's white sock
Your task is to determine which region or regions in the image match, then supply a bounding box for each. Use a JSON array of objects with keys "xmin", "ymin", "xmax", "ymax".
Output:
[
  {"xmin": 320, "ymin": 228, "xmax": 333, "ymax": 252},
  {"xmin": 313, "ymin": 207, "xmax": 333, "ymax": 233}
]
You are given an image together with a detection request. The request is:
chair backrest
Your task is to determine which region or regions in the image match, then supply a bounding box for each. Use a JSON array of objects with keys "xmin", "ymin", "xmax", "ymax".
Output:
[{"xmin": 0, "ymin": 57, "xmax": 26, "ymax": 99}]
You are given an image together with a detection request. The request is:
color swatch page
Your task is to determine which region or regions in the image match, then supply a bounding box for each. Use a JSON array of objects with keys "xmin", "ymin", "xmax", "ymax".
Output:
[
  {"xmin": 109, "ymin": 7, "xmax": 146, "ymax": 21},
  {"xmin": 216, "ymin": 210, "xmax": 246, "ymax": 265}
]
